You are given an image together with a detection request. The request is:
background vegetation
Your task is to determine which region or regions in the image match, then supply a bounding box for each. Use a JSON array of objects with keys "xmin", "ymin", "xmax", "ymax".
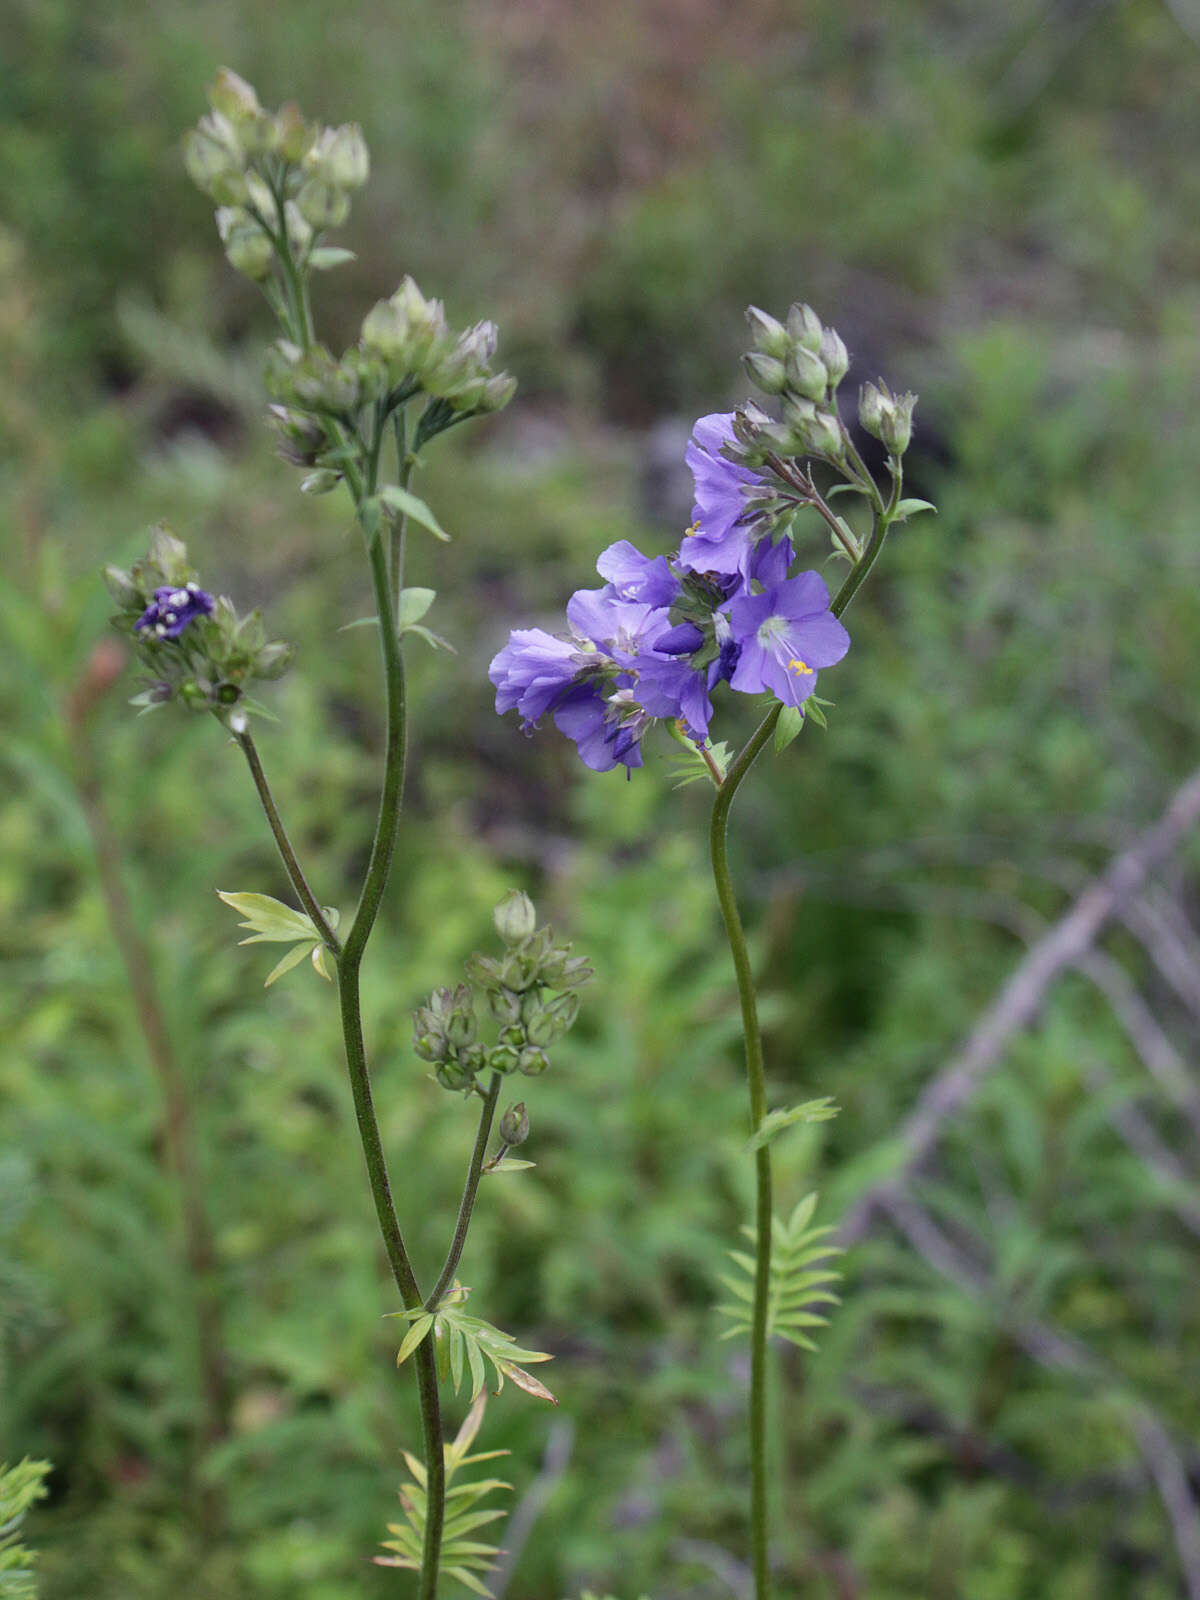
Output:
[{"xmin": 4, "ymin": 0, "xmax": 1200, "ymax": 1594}]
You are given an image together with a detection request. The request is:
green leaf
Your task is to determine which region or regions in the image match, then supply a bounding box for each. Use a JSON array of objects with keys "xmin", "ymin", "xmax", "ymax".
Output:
[
  {"xmin": 481, "ymin": 1157, "xmax": 536, "ymax": 1176},
  {"xmin": 337, "ymin": 615, "xmax": 379, "ymax": 632},
  {"xmin": 396, "ymin": 1314, "xmax": 435, "ymax": 1367},
  {"xmin": 405, "ymin": 622, "xmax": 457, "ymax": 653},
  {"xmin": 378, "ymin": 484, "xmax": 451, "ymax": 541},
  {"xmin": 264, "ymin": 942, "xmax": 317, "ymax": 987},
  {"xmin": 397, "ymin": 587, "xmax": 436, "ymax": 628},
  {"xmin": 307, "ymin": 246, "xmax": 357, "ymax": 270},
  {"xmin": 747, "ymin": 1098, "xmax": 840, "ymax": 1152},
  {"xmin": 216, "ymin": 891, "xmax": 317, "ymax": 943},
  {"xmin": 717, "ymin": 1193, "xmax": 841, "ymax": 1350},
  {"xmin": 891, "ymin": 497, "xmax": 937, "ymax": 521},
  {"xmin": 774, "ymin": 705, "xmax": 805, "ymax": 754}
]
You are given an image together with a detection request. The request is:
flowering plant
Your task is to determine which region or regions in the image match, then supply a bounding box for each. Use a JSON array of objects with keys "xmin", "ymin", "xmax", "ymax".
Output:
[{"xmin": 107, "ymin": 66, "xmax": 930, "ymax": 1600}]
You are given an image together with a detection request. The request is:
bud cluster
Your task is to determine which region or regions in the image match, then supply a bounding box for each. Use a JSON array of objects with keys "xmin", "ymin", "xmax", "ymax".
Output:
[
  {"xmin": 412, "ymin": 891, "xmax": 592, "ymax": 1096},
  {"xmin": 105, "ymin": 525, "xmax": 294, "ymax": 723},
  {"xmin": 734, "ymin": 301, "xmax": 916, "ymax": 471},
  {"xmin": 183, "ymin": 69, "xmax": 369, "ymax": 282}
]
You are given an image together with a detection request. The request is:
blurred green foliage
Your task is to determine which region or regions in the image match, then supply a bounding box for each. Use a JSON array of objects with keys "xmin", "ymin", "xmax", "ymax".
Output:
[{"xmin": 4, "ymin": 0, "xmax": 1200, "ymax": 1595}]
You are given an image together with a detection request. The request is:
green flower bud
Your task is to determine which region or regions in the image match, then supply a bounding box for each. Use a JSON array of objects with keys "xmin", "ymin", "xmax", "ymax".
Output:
[
  {"xmin": 819, "ymin": 326, "xmax": 849, "ymax": 389},
  {"xmin": 803, "ymin": 407, "xmax": 845, "ymax": 460},
  {"xmin": 486, "ymin": 986, "xmax": 521, "ymax": 1024},
  {"xmin": 881, "ymin": 391, "xmax": 917, "ymax": 457},
  {"xmin": 746, "ymin": 304, "xmax": 789, "ymax": 359},
  {"xmin": 296, "ymin": 179, "xmax": 351, "ymax": 231},
  {"xmin": 536, "ymin": 950, "xmax": 593, "ymax": 990},
  {"xmin": 784, "ymin": 345, "xmax": 828, "ymax": 403},
  {"xmin": 146, "ymin": 525, "xmax": 191, "ymax": 586},
  {"xmin": 284, "ymin": 200, "xmax": 313, "ymax": 256},
  {"xmin": 436, "ymin": 1058, "xmax": 472, "ymax": 1093},
  {"xmin": 478, "ymin": 372, "xmax": 517, "ymax": 413},
  {"xmin": 208, "ymin": 68, "xmax": 263, "ymax": 127},
  {"xmin": 216, "ymin": 208, "xmax": 273, "ymax": 279},
  {"xmin": 499, "ymin": 1023, "xmax": 526, "ymax": 1049},
  {"xmin": 499, "ymin": 948, "xmax": 540, "ymax": 993},
  {"xmin": 306, "ymin": 124, "xmax": 370, "ymax": 189},
  {"xmin": 517, "ymin": 1047, "xmax": 550, "ymax": 1077},
  {"xmin": 499, "ymin": 1102, "xmax": 530, "ymax": 1146},
  {"xmin": 445, "ymin": 988, "xmax": 477, "ymax": 1049},
  {"xmin": 524, "ymin": 989, "xmax": 579, "ymax": 1047},
  {"xmin": 743, "ymin": 351, "xmax": 788, "ymax": 395},
  {"xmin": 459, "ymin": 1043, "xmax": 486, "ymax": 1076},
  {"xmin": 858, "ymin": 381, "xmax": 887, "ymax": 441},
  {"xmin": 787, "ymin": 301, "xmax": 824, "ymax": 353},
  {"xmin": 183, "ymin": 124, "xmax": 247, "ymax": 204},
  {"xmin": 494, "ymin": 889, "xmax": 536, "ymax": 947},
  {"xmin": 466, "ymin": 952, "xmax": 505, "ymax": 991},
  {"xmin": 272, "ymin": 102, "xmax": 310, "ymax": 163},
  {"xmin": 487, "ymin": 1043, "xmax": 521, "ymax": 1075}
]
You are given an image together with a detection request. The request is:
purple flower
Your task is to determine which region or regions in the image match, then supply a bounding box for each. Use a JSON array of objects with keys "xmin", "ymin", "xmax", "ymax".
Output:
[
  {"xmin": 553, "ymin": 684, "xmax": 652, "ymax": 772},
  {"xmin": 135, "ymin": 583, "xmax": 214, "ymax": 640},
  {"xmin": 678, "ymin": 412, "xmax": 767, "ymax": 579},
  {"xmin": 489, "ymin": 628, "xmax": 588, "ymax": 727},
  {"xmin": 594, "ymin": 541, "xmax": 680, "ymax": 609},
  {"xmin": 728, "ymin": 571, "xmax": 850, "ymax": 710}
]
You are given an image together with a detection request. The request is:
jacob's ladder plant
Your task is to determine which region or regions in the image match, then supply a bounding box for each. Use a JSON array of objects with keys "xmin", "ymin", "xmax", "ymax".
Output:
[
  {"xmin": 105, "ymin": 70, "xmax": 592, "ymax": 1600},
  {"xmin": 491, "ymin": 299, "xmax": 933, "ymax": 1597}
]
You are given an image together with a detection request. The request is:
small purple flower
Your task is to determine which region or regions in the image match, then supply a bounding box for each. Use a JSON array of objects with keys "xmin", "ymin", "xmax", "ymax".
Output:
[
  {"xmin": 594, "ymin": 540, "xmax": 680, "ymax": 609},
  {"xmin": 728, "ymin": 571, "xmax": 850, "ymax": 710},
  {"xmin": 553, "ymin": 684, "xmax": 651, "ymax": 772},
  {"xmin": 489, "ymin": 628, "xmax": 587, "ymax": 728},
  {"xmin": 135, "ymin": 583, "xmax": 214, "ymax": 640},
  {"xmin": 678, "ymin": 412, "xmax": 768, "ymax": 579}
]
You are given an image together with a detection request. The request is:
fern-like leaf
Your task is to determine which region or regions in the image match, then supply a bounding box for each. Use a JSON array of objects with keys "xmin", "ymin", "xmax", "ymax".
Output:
[
  {"xmin": 0, "ymin": 1458, "xmax": 51, "ymax": 1600},
  {"xmin": 394, "ymin": 1285, "xmax": 557, "ymax": 1405},
  {"xmin": 375, "ymin": 1394, "xmax": 510, "ymax": 1595},
  {"xmin": 717, "ymin": 1193, "xmax": 842, "ymax": 1350}
]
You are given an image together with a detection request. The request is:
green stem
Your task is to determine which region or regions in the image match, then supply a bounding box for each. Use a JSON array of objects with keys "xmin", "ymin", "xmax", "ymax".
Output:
[
  {"xmin": 234, "ymin": 732, "xmax": 341, "ymax": 952},
  {"xmin": 710, "ymin": 713, "xmax": 778, "ymax": 1600},
  {"xmin": 427, "ymin": 1074, "xmax": 503, "ymax": 1311},
  {"xmin": 711, "ymin": 486, "xmax": 901, "ymax": 1597}
]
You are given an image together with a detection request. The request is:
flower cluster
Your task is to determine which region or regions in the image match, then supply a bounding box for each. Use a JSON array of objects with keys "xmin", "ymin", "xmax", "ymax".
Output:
[
  {"xmin": 106, "ymin": 525, "xmax": 294, "ymax": 722},
  {"xmin": 183, "ymin": 69, "xmax": 516, "ymax": 502},
  {"xmin": 413, "ymin": 892, "xmax": 592, "ymax": 1095},
  {"xmin": 490, "ymin": 410, "xmax": 851, "ymax": 772}
]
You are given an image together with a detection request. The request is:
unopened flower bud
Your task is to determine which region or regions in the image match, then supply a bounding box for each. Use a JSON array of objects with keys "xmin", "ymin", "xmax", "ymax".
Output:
[
  {"xmin": 208, "ymin": 68, "xmax": 262, "ymax": 127},
  {"xmin": 499, "ymin": 948, "xmax": 540, "ymax": 993},
  {"xmin": 306, "ymin": 124, "xmax": 369, "ymax": 189},
  {"xmin": 494, "ymin": 890, "xmax": 536, "ymax": 947},
  {"xmin": 499, "ymin": 1102, "xmax": 530, "ymax": 1145},
  {"xmin": 459, "ymin": 1043, "xmax": 486, "ymax": 1076},
  {"xmin": 487, "ymin": 1043, "xmax": 521, "ymax": 1075},
  {"xmin": 296, "ymin": 179, "xmax": 350, "ymax": 230},
  {"xmin": 517, "ymin": 1047, "xmax": 550, "ymax": 1077},
  {"xmin": 743, "ymin": 352, "xmax": 788, "ymax": 395},
  {"xmin": 486, "ymin": 986, "xmax": 521, "ymax": 1024},
  {"xmin": 818, "ymin": 327, "xmax": 849, "ymax": 389},
  {"xmin": 183, "ymin": 125, "xmax": 247, "ymax": 204},
  {"xmin": 436, "ymin": 1058, "xmax": 472, "ymax": 1093},
  {"xmin": 881, "ymin": 391, "xmax": 917, "ymax": 457},
  {"xmin": 465, "ymin": 952, "xmax": 504, "ymax": 991},
  {"xmin": 216, "ymin": 209, "xmax": 273, "ymax": 279},
  {"xmin": 731, "ymin": 401, "xmax": 773, "ymax": 447},
  {"xmin": 499, "ymin": 1023, "xmax": 526, "ymax": 1048},
  {"xmin": 272, "ymin": 102, "xmax": 310, "ymax": 162},
  {"xmin": 784, "ymin": 345, "xmax": 828, "ymax": 403},
  {"xmin": 858, "ymin": 381, "xmax": 887, "ymax": 441},
  {"xmin": 478, "ymin": 372, "xmax": 517, "ymax": 413},
  {"xmin": 804, "ymin": 408, "xmax": 845, "ymax": 460},
  {"xmin": 525, "ymin": 989, "xmax": 580, "ymax": 1047},
  {"xmin": 787, "ymin": 301, "xmax": 824, "ymax": 353},
  {"xmin": 746, "ymin": 304, "xmax": 789, "ymax": 359}
]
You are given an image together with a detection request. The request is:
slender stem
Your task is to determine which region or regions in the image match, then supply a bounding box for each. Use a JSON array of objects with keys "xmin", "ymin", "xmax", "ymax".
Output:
[
  {"xmin": 711, "ymin": 481, "xmax": 903, "ymax": 1596},
  {"xmin": 234, "ymin": 732, "xmax": 341, "ymax": 952},
  {"xmin": 427, "ymin": 1074, "xmax": 503, "ymax": 1310},
  {"xmin": 710, "ymin": 714, "xmax": 777, "ymax": 1600}
]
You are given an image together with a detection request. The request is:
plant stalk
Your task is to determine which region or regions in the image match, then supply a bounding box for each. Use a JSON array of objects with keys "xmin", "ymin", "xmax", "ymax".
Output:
[{"xmin": 427, "ymin": 1073, "xmax": 503, "ymax": 1311}]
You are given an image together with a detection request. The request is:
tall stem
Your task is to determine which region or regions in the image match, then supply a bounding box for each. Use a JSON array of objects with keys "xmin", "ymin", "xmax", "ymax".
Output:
[
  {"xmin": 711, "ymin": 490, "xmax": 899, "ymax": 1597},
  {"xmin": 710, "ymin": 711, "xmax": 779, "ymax": 1600}
]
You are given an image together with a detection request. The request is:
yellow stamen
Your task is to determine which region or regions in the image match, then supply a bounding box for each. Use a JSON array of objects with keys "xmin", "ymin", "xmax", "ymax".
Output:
[{"xmin": 788, "ymin": 658, "xmax": 814, "ymax": 676}]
